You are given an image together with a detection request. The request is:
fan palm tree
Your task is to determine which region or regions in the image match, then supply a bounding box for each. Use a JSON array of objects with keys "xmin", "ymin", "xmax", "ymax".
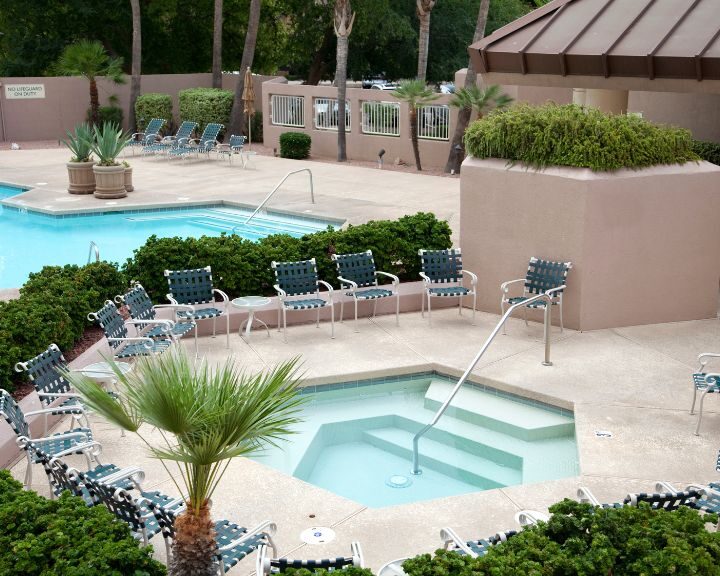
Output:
[
  {"xmin": 55, "ymin": 40, "xmax": 125, "ymax": 126},
  {"xmin": 392, "ymin": 79, "xmax": 439, "ymax": 171},
  {"xmin": 229, "ymin": 0, "xmax": 262, "ymax": 136},
  {"xmin": 64, "ymin": 349, "xmax": 304, "ymax": 576},
  {"xmin": 416, "ymin": 0, "xmax": 437, "ymax": 82},
  {"xmin": 333, "ymin": 0, "xmax": 355, "ymax": 162},
  {"xmin": 128, "ymin": 0, "xmax": 142, "ymax": 131},
  {"xmin": 212, "ymin": 0, "xmax": 223, "ymax": 88}
]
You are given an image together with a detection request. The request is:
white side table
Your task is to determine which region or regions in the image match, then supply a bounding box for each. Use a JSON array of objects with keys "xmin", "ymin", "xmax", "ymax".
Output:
[
  {"xmin": 78, "ymin": 361, "xmax": 133, "ymax": 385},
  {"xmin": 231, "ymin": 296, "xmax": 271, "ymax": 338},
  {"xmin": 378, "ymin": 558, "xmax": 409, "ymax": 576}
]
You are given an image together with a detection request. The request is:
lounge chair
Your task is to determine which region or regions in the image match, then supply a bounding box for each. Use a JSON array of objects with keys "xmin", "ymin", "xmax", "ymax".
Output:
[
  {"xmin": 656, "ymin": 480, "xmax": 720, "ymax": 525},
  {"xmin": 577, "ymin": 485, "xmax": 702, "ymax": 510},
  {"xmin": 272, "ymin": 258, "xmax": 335, "ymax": 342},
  {"xmin": 440, "ymin": 527, "xmax": 517, "ymax": 557},
  {"xmin": 168, "ymin": 122, "xmax": 223, "ymax": 159},
  {"xmin": 150, "ymin": 499, "xmax": 277, "ymax": 573},
  {"xmin": 419, "ymin": 248, "xmax": 477, "ymax": 326},
  {"xmin": 142, "ymin": 120, "xmax": 197, "ymax": 155},
  {"xmin": 215, "ymin": 134, "xmax": 246, "ymax": 164},
  {"xmin": 501, "ymin": 257, "xmax": 572, "ymax": 334},
  {"xmin": 689, "ymin": 352, "xmax": 720, "ymax": 435},
  {"xmin": 332, "ymin": 250, "xmax": 399, "ymax": 331},
  {"xmin": 126, "ymin": 118, "xmax": 165, "ymax": 156},
  {"xmin": 256, "ymin": 542, "xmax": 363, "ymax": 575}
]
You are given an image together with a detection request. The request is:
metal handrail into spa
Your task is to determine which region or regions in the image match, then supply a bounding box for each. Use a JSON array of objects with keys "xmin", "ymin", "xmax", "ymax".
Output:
[
  {"xmin": 87, "ymin": 241, "xmax": 100, "ymax": 264},
  {"xmin": 243, "ymin": 168, "xmax": 315, "ymax": 226}
]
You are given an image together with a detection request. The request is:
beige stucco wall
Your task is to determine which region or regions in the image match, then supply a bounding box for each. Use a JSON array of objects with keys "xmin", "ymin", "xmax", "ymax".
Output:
[{"xmin": 460, "ymin": 157, "xmax": 720, "ymax": 331}]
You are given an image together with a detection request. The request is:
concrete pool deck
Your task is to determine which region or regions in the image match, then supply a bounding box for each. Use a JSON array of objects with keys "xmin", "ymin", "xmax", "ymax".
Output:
[{"xmin": 8, "ymin": 307, "xmax": 720, "ymax": 573}]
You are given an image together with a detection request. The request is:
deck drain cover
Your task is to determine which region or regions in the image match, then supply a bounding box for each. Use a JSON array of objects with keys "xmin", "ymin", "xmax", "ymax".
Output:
[
  {"xmin": 301, "ymin": 527, "xmax": 336, "ymax": 545},
  {"xmin": 386, "ymin": 474, "xmax": 412, "ymax": 488}
]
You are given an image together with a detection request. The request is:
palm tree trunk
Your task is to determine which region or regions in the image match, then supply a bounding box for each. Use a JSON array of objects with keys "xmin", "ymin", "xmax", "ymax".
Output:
[
  {"xmin": 212, "ymin": 0, "xmax": 223, "ymax": 89},
  {"xmin": 409, "ymin": 107, "xmax": 422, "ymax": 170},
  {"xmin": 444, "ymin": 0, "xmax": 490, "ymax": 174},
  {"xmin": 169, "ymin": 504, "xmax": 218, "ymax": 576},
  {"xmin": 129, "ymin": 0, "xmax": 142, "ymax": 131},
  {"xmin": 416, "ymin": 12, "xmax": 431, "ymax": 82},
  {"xmin": 336, "ymin": 34, "xmax": 348, "ymax": 162},
  {"xmin": 229, "ymin": 0, "xmax": 262, "ymax": 136},
  {"xmin": 89, "ymin": 78, "xmax": 100, "ymax": 126}
]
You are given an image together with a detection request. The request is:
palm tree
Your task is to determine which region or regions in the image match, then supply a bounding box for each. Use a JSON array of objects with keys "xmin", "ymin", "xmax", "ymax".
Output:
[
  {"xmin": 392, "ymin": 79, "xmax": 439, "ymax": 171},
  {"xmin": 416, "ymin": 0, "xmax": 437, "ymax": 82},
  {"xmin": 64, "ymin": 349, "xmax": 304, "ymax": 576},
  {"xmin": 333, "ymin": 0, "xmax": 355, "ymax": 162},
  {"xmin": 128, "ymin": 0, "xmax": 142, "ymax": 131},
  {"xmin": 212, "ymin": 0, "xmax": 223, "ymax": 89},
  {"xmin": 449, "ymin": 84, "xmax": 512, "ymax": 119},
  {"xmin": 229, "ymin": 0, "xmax": 262, "ymax": 136},
  {"xmin": 55, "ymin": 40, "xmax": 125, "ymax": 126}
]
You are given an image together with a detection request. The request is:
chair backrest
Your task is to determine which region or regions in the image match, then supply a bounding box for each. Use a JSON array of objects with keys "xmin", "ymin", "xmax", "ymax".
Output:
[
  {"xmin": 89, "ymin": 300, "xmax": 128, "ymax": 350},
  {"xmin": 120, "ymin": 283, "xmax": 156, "ymax": 322},
  {"xmin": 14, "ymin": 343, "xmax": 71, "ymax": 407},
  {"xmin": 333, "ymin": 250, "xmax": 377, "ymax": 288},
  {"xmin": 272, "ymin": 259, "xmax": 320, "ymax": 297},
  {"xmin": 0, "ymin": 389, "xmax": 29, "ymax": 438},
  {"xmin": 175, "ymin": 121, "xmax": 198, "ymax": 140},
  {"xmin": 165, "ymin": 267, "xmax": 215, "ymax": 305},
  {"xmin": 228, "ymin": 135, "xmax": 246, "ymax": 149},
  {"xmin": 30, "ymin": 444, "xmax": 85, "ymax": 500},
  {"xmin": 148, "ymin": 500, "xmax": 179, "ymax": 541},
  {"xmin": 419, "ymin": 248, "xmax": 464, "ymax": 284},
  {"xmin": 524, "ymin": 258, "xmax": 572, "ymax": 295},
  {"xmin": 624, "ymin": 488, "xmax": 702, "ymax": 511},
  {"xmin": 262, "ymin": 542, "xmax": 362, "ymax": 573},
  {"xmin": 77, "ymin": 470, "xmax": 147, "ymax": 534},
  {"xmin": 199, "ymin": 123, "xmax": 223, "ymax": 145},
  {"xmin": 144, "ymin": 118, "xmax": 165, "ymax": 136}
]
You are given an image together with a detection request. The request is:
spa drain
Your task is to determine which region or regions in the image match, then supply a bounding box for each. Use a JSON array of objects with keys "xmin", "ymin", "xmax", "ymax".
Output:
[{"xmin": 386, "ymin": 474, "xmax": 412, "ymax": 488}]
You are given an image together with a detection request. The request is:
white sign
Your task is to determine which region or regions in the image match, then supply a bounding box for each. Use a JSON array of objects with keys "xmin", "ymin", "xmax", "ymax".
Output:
[{"xmin": 4, "ymin": 84, "xmax": 46, "ymax": 99}]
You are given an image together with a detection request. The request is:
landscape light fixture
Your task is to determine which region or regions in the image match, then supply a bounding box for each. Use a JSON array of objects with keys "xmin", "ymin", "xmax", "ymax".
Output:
[
  {"xmin": 451, "ymin": 144, "xmax": 463, "ymax": 175},
  {"xmin": 378, "ymin": 148, "xmax": 386, "ymax": 169}
]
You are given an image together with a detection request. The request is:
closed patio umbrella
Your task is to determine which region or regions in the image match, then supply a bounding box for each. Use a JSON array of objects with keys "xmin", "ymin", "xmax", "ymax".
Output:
[{"xmin": 242, "ymin": 66, "xmax": 255, "ymax": 150}]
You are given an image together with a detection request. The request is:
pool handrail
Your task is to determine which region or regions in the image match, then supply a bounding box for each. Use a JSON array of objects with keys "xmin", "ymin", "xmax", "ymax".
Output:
[
  {"xmin": 243, "ymin": 168, "xmax": 314, "ymax": 225},
  {"xmin": 87, "ymin": 241, "xmax": 100, "ymax": 264},
  {"xmin": 410, "ymin": 288, "xmax": 563, "ymax": 475}
]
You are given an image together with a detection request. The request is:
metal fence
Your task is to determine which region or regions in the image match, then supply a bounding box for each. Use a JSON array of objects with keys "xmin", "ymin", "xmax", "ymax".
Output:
[
  {"xmin": 314, "ymin": 98, "xmax": 351, "ymax": 131},
  {"xmin": 270, "ymin": 94, "xmax": 305, "ymax": 127},
  {"xmin": 417, "ymin": 105, "xmax": 450, "ymax": 140},
  {"xmin": 361, "ymin": 101, "xmax": 400, "ymax": 136}
]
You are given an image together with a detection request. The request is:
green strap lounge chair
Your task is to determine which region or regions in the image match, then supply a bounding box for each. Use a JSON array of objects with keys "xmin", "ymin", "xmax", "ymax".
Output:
[
  {"xmin": 419, "ymin": 248, "xmax": 477, "ymax": 327},
  {"xmin": 440, "ymin": 527, "xmax": 517, "ymax": 557},
  {"xmin": 142, "ymin": 120, "xmax": 197, "ymax": 155},
  {"xmin": 272, "ymin": 258, "xmax": 334, "ymax": 343},
  {"xmin": 332, "ymin": 250, "xmax": 399, "ymax": 331},
  {"xmin": 256, "ymin": 542, "xmax": 363, "ymax": 575},
  {"xmin": 126, "ymin": 118, "xmax": 165, "ymax": 155},
  {"xmin": 689, "ymin": 352, "xmax": 720, "ymax": 435},
  {"xmin": 500, "ymin": 257, "xmax": 572, "ymax": 334},
  {"xmin": 577, "ymin": 485, "xmax": 703, "ymax": 510},
  {"xmin": 168, "ymin": 122, "xmax": 224, "ymax": 159},
  {"xmin": 656, "ymin": 480, "xmax": 720, "ymax": 526},
  {"xmin": 215, "ymin": 134, "xmax": 247, "ymax": 164},
  {"xmin": 165, "ymin": 266, "xmax": 230, "ymax": 351}
]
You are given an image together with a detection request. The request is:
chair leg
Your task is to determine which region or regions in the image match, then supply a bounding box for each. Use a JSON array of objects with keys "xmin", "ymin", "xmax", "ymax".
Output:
[
  {"xmin": 472, "ymin": 290, "xmax": 477, "ymax": 326},
  {"xmin": 225, "ymin": 313, "xmax": 230, "ymax": 348},
  {"xmin": 330, "ymin": 301, "xmax": 335, "ymax": 339},
  {"xmin": 372, "ymin": 298, "xmax": 378, "ymax": 319},
  {"xmin": 458, "ymin": 294, "xmax": 463, "ymax": 316},
  {"xmin": 354, "ymin": 298, "xmax": 359, "ymax": 333},
  {"xmin": 24, "ymin": 452, "xmax": 32, "ymax": 488},
  {"xmin": 340, "ymin": 298, "xmax": 345, "ymax": 323},
  {"xmin": 277, "ymin": 303, "xmax": 282, "ymax": 332},
  {"xmin": 690, "ymin": 387, "xmax": 699, "ymax": 414},
  {"xmin": 421, "ymin": 289, "xmax": 425, "ymax": 318},
  {"xmin": 316, "ymin": 307, "xmax": 320, "ymax": 328},
  {"xmin": 559, "ymin": 298, "xmax": 564, "ymax": 332},
  {"xmin": 501, "ymin": 298, "xmax": 508, "ymax": 335},
  {"xmin": 395, "ymin": 293, "xmax": 400, "ymax": 326},
  {"xmin": 212, "ymin": 316, "xmax": 217, "ymax": 338},
  {"xmin": 428, "ymin": 295, "xmax": 433, "ymax": 327},
  {"xmin": 282, "ymin": 308, "xmax": 288, "ymax": 343},
  {"xmin": 194, "ymin": 325, "xmax": 199, "ymax": 358},
  {"xmin": 695, "ymin": 390, "xmax": 713, "ymax": 435},
  {"xmin": 523, "ymin": 305, "xmax": 529, "ymax": 327}
]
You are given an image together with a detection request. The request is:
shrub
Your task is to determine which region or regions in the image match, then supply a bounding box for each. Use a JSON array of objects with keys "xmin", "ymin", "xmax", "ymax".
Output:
[
  {"xmin": 0, "ymin": 470, "xmax": 166, "ymax": 575},
  {"xmin": 249, "ymin": 110, "xmax": 263, "ymax": 143},
  {"xmin": 693, "ymin": 140, "xmax": 720, "ymax": 165},
  {"xmin": 280, "ymin": 131, "xmax": 311, "ymax": 159},
  {"xmin": 179, "ymin": 87, "xmax": 233, "ymax": 135},
  {"xmin": 283, "ymin": 568, "xmax": 373, "ymax": 576},
  {"xmin": 88, "ymin": 105, "xmax": 124, "ymax": 127},
  {"xmin": 464, "ymin": 103, "xmax": 700, "ymax": 171},
  {"xmin": 135, "ymin": 93, "xmax": 173, "ymax": 134}
]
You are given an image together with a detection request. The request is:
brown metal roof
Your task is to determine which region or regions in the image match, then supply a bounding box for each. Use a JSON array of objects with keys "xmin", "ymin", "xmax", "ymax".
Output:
[{"xmin": 469, "ymin": 0, "xmax": 720, "ymax": 81}]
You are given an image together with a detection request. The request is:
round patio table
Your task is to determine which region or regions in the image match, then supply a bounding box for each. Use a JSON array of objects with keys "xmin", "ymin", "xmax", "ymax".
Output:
[
  {"xmin": 78, "ymin": 360, "xmax": 132, "ymax": 385},
  {"xmin": 231, "ymin": 296, "xmax": 271, "ymax": 339},
  {"xmin": 378, "ymin": 558, "xmax": 409, "ymax": 576}
]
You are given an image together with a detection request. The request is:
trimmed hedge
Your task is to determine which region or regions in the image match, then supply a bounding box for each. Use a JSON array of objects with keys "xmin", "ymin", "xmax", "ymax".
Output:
[
  {"xmin": 0, "ymin": 470, "xmax": 166, "ymax": 575},
  {"xmin": 179, "ymin": 87, "xmax": 233, "ymax": 135},
  {"xmin": 464, "ymin": 103, "xmax": 699, "ymax": 171},
  {"xmin": 693, "ymin": 140, "xmax": 720, "ymax": 165},
  {"xmin": 123, "ymin": 212, "xmax": 452, "ymax": 302},
  {"xmin": 280, "ymin": 131, "xmax": 311, "ymax": 159},
  {"xmin": 135, "ymin": 93, "xmax": 173, "ymax": 133},
  {"xmin": 88, "ymin": 105, "xmax": 124, "ymax": 127}
]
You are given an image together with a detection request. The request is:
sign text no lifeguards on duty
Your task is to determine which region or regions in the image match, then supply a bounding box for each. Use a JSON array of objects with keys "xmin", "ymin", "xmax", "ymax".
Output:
[{"xmin": 4, "ymin": 84, "xmax": 46, "ymax": 99}]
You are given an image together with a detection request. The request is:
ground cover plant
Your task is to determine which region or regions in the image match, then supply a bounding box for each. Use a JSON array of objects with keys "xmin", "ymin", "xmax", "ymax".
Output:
[
  {"xmin": 464, "ymin": 103, "xmax": 699, "ymax": 171},
  {"xmin": 693, "ymin": 140, "xmax": 720, "ymax": 165}
]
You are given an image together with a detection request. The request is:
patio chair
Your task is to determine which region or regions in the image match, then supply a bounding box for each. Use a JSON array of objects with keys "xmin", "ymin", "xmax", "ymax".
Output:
[
  {"xmin": 215, "ymin": 134, "xmax": 247, "ymax": 164},
  {"xmin": 143, "ymin": 120, "xmax": 197, "ymax": 155},
  {"xmin": 689, "ymin": 352, "xmax": 720, "ymax": 435},
  {"xmin": 165, "ymin": 266, "xmax": 230, "ymax": 351},
  {"xmin": 0, "ymin": 389, "xmax": 96, "ymax": 488},
  {"xmin": 149, "ymin": 499, "xmax": 278, "ymax": 574},
  {"xmin": 419, "ymin": 248, "xmax": 477, "ymax": 326},
  {"xmin": 168, "ymin": 122, "xmax": 224, "ymax": 159},
  {"xmin": 656, "ymin": 480, "xmax": 720, "ymax": 523},
  {"xmin": 440, "ymin": 527, "xmax": 517, "ymax": 558},
  {"xmin": 88, "ymin": 300, "xmax": 174, "ymax": 360},
  {"xmin": 576, "ymin": 485, "xmax": 702, "ymax": 510},
  {"xmin": 500, "ymin": 257, "xmax": 572, "ymax": 334},
  {"xmin": 272, "ymin": 258, "xmax": 335, "ymax": 343},
  {"xmin": 332, "ymin": 250, "xmax": 399, "ymax": 331},
  {"xmin": 256, "ymin": 541, "xmax": 363, "ymax": 575},
  {"xmin": 116, "ymin": 282, "xmax": 197, "ymax": 355},
  {"xmin": 126, "ymin": 118, "xmax": 165, "ymax": 156}
]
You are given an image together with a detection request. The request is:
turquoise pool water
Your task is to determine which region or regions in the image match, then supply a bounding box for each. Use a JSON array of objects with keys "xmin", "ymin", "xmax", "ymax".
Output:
[
  {"xmin": 0, "ymin": 184, "xmax": 28, "ymax": 199},
  {"xmin": 251, "ymin": 373, "xmax": 579, "ymax": 508},
  {"xmin": 0, "ymin": 204, "xmax": 335, "ymax": 288}
]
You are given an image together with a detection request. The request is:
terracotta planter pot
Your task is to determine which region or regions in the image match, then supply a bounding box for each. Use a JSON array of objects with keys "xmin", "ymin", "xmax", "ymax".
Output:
[
  {"xmin": 124, "ymin": 166, "xmax": 134, "ymax": 192},
  {"xmin": 93, "ymin": 164, "xmax": 127, "ymax": 199},
  {"xmin": 66, "ymin": 161, "xmax": 96, "ymax": 194}
]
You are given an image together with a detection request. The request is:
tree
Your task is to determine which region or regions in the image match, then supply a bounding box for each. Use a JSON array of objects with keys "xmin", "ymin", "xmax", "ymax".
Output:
[
  {"xmin": 334, "ymin": 0, "xmax": 355, "ymax": 162},
  {"xmin": 229, "ymin": 0, "xmax": 262, "ymax": 137},
  {"xmin": 449, "ymin": 84, "xmax": 512, "ymax": 118},
  {"xmin": 55, "ymin": 40, "xmax": 126, "ymax": 126},
  {"xmin": 128, "ymin": 0, "xmax": 142, "ymax": 131},
  {"xmin": 65, "ymin": 349, "xmax": 304, "ymax": 576},
  {"xmin": 416, "ymin": 0, "xmax": 437, "ymax": 82},
  {"xmin": 392, "ymin": 79, "xmax": 439, "ymax": 171},
  {"xmin": 212, "ymin": 0, "xmax": 224, "ymax": 88}
]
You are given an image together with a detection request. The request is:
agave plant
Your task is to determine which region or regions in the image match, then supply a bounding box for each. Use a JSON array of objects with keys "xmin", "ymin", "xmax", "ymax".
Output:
[
  {"xmin": 91, "ymin": 122, "xmax": 129, "ymax": 166},
  {"xmin": 63, "ymin": 348, "xmax": 304, "ymax": 576},
  {"xmin": 62, "ymin": 123, "xmax": 94, "ymax": 162}
]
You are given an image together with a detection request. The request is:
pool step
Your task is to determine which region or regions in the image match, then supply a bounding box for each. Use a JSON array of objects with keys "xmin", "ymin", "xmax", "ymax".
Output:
[{"xmin": 424, "ymin": 380, "xmax": 574, "ymax": 441}]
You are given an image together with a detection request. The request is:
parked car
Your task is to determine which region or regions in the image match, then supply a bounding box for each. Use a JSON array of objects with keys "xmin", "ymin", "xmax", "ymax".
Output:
[
  {"xmin": 439, "ymin": 82, "xmax": 455, "ymax": 94},
  {"xmin": 362, "ymin": 76, "xmax": 387, "ymax": 89},
  {"xmin": 371, "ymin": 83, "xmax": 400, "ymax": 91}
]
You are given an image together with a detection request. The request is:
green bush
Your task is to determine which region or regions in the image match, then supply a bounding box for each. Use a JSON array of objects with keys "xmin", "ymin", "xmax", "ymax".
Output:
[
  {"xmin": 283, "ymin": 567, "xmax": 373, "ymax": 576},
  {"xmin": 89, "ymin": 105, "xmax": 124, "ymax": 128},
  {"xmin": 464, "ymin": 103, "xmax": 699, "ymax": 171},
  {"xmin": 402, "ymin": 499, "xmax": 720, "ymax": 576},
  {"xmin": 0, "ymin": 470, "xmax": 166, "ymax": 575},
  {"xmin": 693, "ymin": 140, "xmax": 720, "ymax": 165},
  {"xmin": 135, "ymin": 93, "xmax": 173, "ymax": 133},
  {"xmin": 249, "ymin": 110, "xmax": 263, "ymax": 143},
  {"xmin": 123, "ymin": 212, "xmax": 452, "ymax": 302},
  {"xmin": 179, "ymin": 87, "xmax": 233, "ymax": 135},
  {"xmin": 279, "ymin": 131, "xmax": 311, "ymax": 159}
]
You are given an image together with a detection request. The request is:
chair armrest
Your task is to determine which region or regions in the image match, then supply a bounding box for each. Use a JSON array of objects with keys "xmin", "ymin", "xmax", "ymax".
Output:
[
  {"xmin": 273, "ymin": 284, "xmax": 287, "ymax": 299},
  {"xmin": 375, "ymin": 271, "xmax": 399, "ymax": 286},
  {"xmin": 102, "ymin": 466, "xmax": 146, "ymax": 487},
  {"xmin": 160, "ymin": 136, "xmax": 176, "ymax": 143},
  {"xmin": 37, "ymin": 391, "xmax": 82, "ymax": 400},
  {"xmin": 215, "ymin": 143, "xmax": 231, "ymax": 152},
  {"xmin": 218, "ymin": 520, "xmax": 277, "ymax": 553},
  {"xmin": 176, "ymin": 137, "xmax": 190, "ymax": 147},
  {"xmin": 461, "ymin": 269, "xmax": 478, "ymax": 286},
  {"xmin": 317, "ymin": 280, "xmax": 335, "ymax": 297},
  {"xmin": 129, "ymin": 131, "xmax": 146, "ymax": 141},
  {"xmin": 351, "ymin": 541, "xmax": 364, "ymax": 568},
  {"xmin": 39, "ymin": 440, "xmax": 102, "ymax": 460},
  {"xmin": 439, "ymin": 527, "xmax": 476, "ymax": 557},
  {"xmin": 698, "ymin": 353, "xmax": 720, "ymax": 371},
  {"xmin": 337, "ymin": 276, "xmax": 358, "ymax": 291},
  {"xmin": 26, "ymin": 430, "xmax": 92, "ymax": 445},
  {"xmin": 186, "ymin": 138, "xmax": 201, "ymax": 145},
  {"xmin": 108, "ymin": 336, "xmax": 154, "ymax": 349},
  {"xmin": 704, "ymin": 372, "xmax": 720, "ymax": 386},
  {"xmin": 212, "ymin": 288, "xmax": 230, "ymax": 303},
  {"xmin": 153, "ymin": 303, "xmax": 196, "ymax": 315},
  {"xmin": 577, "ymin": 486, "xmax": 602, "ymax": 506},
  {"xmin": 419, "ymin": 272, "xmax": 431, "ymax": 284},
  {"xmin": 500, "ymin": 278, "xmax": 525, "ymax": 293},
  {"xmin": 126, "ymin": 319, "xmax": 175, "ymax": 329},
  {"xmin": 544, "ymin": 284, "xmax": 566, "ymax": 298},
  {"xmin": 25, "ymin": 405, "xmax": 87, "ymax": 418},
  {"xmin": 514, "ymin": 509, "xmax": 549, "ymax": 527},
  {"xmin": 166, "ymin": 294, "xmax": 179, "ymax": 305}
]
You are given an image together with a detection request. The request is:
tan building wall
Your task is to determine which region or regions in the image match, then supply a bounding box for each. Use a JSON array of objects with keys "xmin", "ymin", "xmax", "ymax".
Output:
[{"xmin": 460, "ymin": 157, "xmax": 720, "ymax": 331}]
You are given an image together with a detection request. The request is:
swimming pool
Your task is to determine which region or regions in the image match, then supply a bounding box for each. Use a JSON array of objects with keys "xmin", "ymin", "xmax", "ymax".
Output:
[
  {"xmin": 0, "ymin": 204, "xmax": 338, "ymax": 288},
  {"xmin": 0, "ymin": 184, "xmax": 29, "ymax": 199},
  {"xmin": 251, "ymin": 373, "xmax": 579, "ymax": 508}
]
